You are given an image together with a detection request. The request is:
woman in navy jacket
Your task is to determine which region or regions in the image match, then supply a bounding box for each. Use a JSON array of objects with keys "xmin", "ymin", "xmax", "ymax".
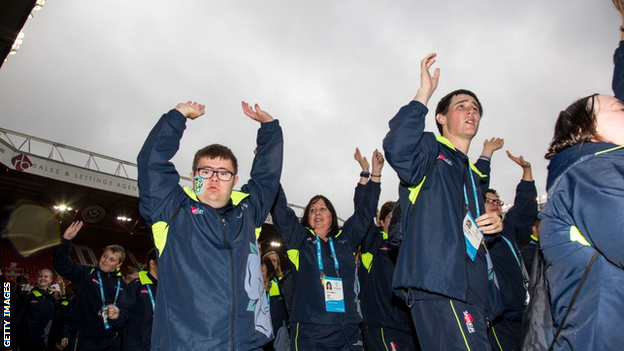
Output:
[
  {"xmin": 270, "ymin": 150, "xmax": 383, "ymax": 351},
  {"xmin": 539, "ymin": 9, "xmax": 624, "ymax": 349}
]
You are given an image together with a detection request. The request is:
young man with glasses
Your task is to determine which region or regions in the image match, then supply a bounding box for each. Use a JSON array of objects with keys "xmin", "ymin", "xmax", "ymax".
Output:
[
  {"xmin": 482, "ymin": 148, "xmax": 538, "ymax": 351},
  {"xmin": 137, "ymin": 101, "xmax": 283, "ymax": 351}
]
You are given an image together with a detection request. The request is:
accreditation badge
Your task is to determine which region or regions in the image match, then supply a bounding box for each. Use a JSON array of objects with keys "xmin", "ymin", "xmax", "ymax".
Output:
[
  {"xmin": 463, "ymin": 212, "xmax": 483, "ymax": 261},
  {"xmin": 323, "ymin": 276, "xmax": 345, "ymax": 313}
]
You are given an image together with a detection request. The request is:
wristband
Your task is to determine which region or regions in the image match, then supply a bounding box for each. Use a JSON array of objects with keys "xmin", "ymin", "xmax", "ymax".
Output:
[
  {"xmin": 620, "ymin": 26, "xmax": 624, "ymax": 32},
  {"xmin": 360, "ymin": 171, "xmax": 370, "ymax": 178},
  {"xmin": 479, "ymin": 155, "xmax": 491, "ymax": 161},
  {"xmin": 371, "ymin": 174, "xmax": 382, "ymax": 178}
]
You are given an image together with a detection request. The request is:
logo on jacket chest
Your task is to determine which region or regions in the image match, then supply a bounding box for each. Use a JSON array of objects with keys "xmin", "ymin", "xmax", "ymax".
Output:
[
  {"xmin": 437, "ymin": 154, "xmax": 453, "ymax": 166},
  {"xmin": 140, "ymin": 288, "xmax": 149, "ymax": 294},
  {"xmin": 191, "ymin": 206, "xmax": 204, "ymax": 215}
]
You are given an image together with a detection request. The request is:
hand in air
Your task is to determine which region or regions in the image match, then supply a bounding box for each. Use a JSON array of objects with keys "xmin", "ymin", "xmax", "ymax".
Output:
[
  {"xmin": 242, "ymin": 102, "xmax": 274, "ymax": 123},
  {"xmin": 506, "ymin": 151, "xmax": 531, "ymax": 169},
  {"xmin": 175, "ymin": 101, "xmax": 205, "ymax": 120},
  {"xmin": 354, "ymin": 147, "xmax": 370, "ymax": 172},
  {"xmin": 414, "ymin": 53, "xmax": 440, "ymax": 105},
  {"xmin": 62, "ymin": 221, "xmax": 83, "ymax": 241}
]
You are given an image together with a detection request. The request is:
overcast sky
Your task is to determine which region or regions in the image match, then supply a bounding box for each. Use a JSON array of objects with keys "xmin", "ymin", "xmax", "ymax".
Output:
[{"xmin": 0, "ymin": 0, "xmax": 619, "ymax": 220}]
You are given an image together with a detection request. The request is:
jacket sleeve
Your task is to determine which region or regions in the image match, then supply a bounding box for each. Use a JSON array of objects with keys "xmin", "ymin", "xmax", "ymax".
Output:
[
  {"xmin": 383, "ymin": 100, "xmax": 438, "ymax": 186},
  {"xmin": 502, "ymin": 180, "xmax": 538, "ymax": 245},
  {"xmin": 474, "ymin": 158, "xmax": 491, "ymax": 193},
  {"xmin": 341, "ymin": 181, "xmax": 381, "ymax": 249},
  {"xmin": 53, "ymin": 239, "xmax": 88, "ymax": 282},
  {"xmin": 353, "ymin": 182, "xmax": 366, "ymax": 210},
  {"xmin": 137, "ymin": 109, "xmax": 187, "ymax": 226},
  {"xmin": 270, "ymin": 185, "xmax": 306, "ymax": 249},
  {"xmin": 613, "ymin": 40, "xmax": 624, "ymax": 101},
  {"xmin": 239, "ymin": 120, "xmax": 284, "ymax": 227}
]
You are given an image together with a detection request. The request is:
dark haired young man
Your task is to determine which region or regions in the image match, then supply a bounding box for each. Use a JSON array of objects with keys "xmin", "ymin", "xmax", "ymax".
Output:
[
  {"xmin": 53, "ymin": 221, "xmax": 129, "ymax": 351},
  {"xmin": 137, "ymin": 101, "xmax": 283, "ymax": 350},
  {"xmin": 383, "ymin": 53, "xmax": 503, "ymax": 350}
]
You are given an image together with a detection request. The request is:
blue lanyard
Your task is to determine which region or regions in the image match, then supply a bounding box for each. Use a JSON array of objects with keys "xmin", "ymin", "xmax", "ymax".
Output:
[
  {"xmin": 501, "ymin": 236, "xmax": 521, "ymax": 267},
  {"xmin": 462, "ymin": 164, "xmax": 481, "ymax": 217},
  {"xmin": 316, "ymin": 236, "xmax": 340, "ymax": 279},
  {"xmin": 146, "ymin": 284, "xmax": 155, "ymax": 311},
  {"xmin": 97, "ymin": 271, "xmax": 121, "ymax": 307}
]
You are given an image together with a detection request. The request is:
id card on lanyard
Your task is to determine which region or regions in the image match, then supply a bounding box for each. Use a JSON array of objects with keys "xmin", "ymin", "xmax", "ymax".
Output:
[
  {"xmin": 97, "ymin": 271, "xmax": 121, "ymax": 330},
  {"xmin": 316, "ymin": 236, "xmax": 345, "ymax": 313},
  {"xmin": 463, "ymin": 165, "xmax": 484, "ymax": 261}
]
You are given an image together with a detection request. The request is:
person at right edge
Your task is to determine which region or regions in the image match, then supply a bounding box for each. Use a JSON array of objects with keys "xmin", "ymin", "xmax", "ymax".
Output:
[
  {"xmin": 538, "ymin": 1, "xmax": 624, "ymax": 350},
  {"xmin": 383, "ymin": 53, "xmax": 503, "ymax": 351}
]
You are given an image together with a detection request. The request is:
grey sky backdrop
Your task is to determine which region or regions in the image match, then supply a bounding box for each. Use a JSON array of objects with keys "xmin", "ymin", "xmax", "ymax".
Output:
[{"xmin": 0, "ymin": 0, "xmax": 619, "ymax": 220}]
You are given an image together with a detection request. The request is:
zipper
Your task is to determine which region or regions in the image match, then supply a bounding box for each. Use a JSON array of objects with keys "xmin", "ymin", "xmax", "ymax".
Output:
[{"xmin": 221, "ymin": 217, "xmax": 236, "ymax": 350}]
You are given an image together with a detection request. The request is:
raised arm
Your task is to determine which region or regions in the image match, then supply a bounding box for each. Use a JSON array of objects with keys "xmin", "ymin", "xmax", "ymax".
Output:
[
  {"xmin": 53, "ymin": 221, "xmax": 88, "ymax": 282},
  {"xmin": 474, "ymin": 137, "xmax": 504, "ymax": 191},
  {"xmin": 270, "ymin": 185, "xmax": 306, "ymax": 250},
  {"xmin": 502, "ymin": 152, "xmax": 538, "ymax": 244},
  {"xmin": 239, "ymin": 102, "xmax": 284, "ymax": 227},
  {"xmin": 383, "ymin": 53, "xmax": 441, "ymax": 186},
  {"xmin": 342, "ymin": 152, "xmax": 383, "ymax": 248},
  {"xmin": 137, "ymin": 102, "xmax": 204, "ymax": 225},
  {"xmin": 613, "ymin": 1, "xmax": 624, "ymax": 100}
]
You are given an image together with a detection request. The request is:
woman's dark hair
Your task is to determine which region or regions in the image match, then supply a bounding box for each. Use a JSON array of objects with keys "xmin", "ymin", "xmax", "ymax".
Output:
[
  {"xmin": 435, "ymin": 89, "xmax": 483, "ymax": 135},
  {"xmin": 300, "ymin": 195, "xmax": 339, "ymax": 236},
  {"xmin": 545, "ymin": 94, "xmax": 598, "ymax": 160},
  {"xmin": 379, "ymin": 201, "xmax": 396, "ymax": 224},
  {"xmin": 261, "ymin": 256, "xmax": 277, "ymax": 282}
]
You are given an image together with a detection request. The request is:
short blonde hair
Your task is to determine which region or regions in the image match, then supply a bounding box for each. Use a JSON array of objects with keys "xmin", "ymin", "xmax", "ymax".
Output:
[{"xmin": 103, "ymin": 245, "xmax": 126, "ymax": 264}]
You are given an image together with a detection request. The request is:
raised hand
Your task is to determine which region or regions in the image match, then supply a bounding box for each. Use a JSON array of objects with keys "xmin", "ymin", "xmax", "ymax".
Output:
[
  {"xmin": 414, "ymin": 53, "xmax": 440, "ymax": 106},
  {"xmin": 480, "ymin": 137, "xmax": 505, "ymax": 158},
  {"xmin": 506, "ymin": 151, "xmax": 531, "ymax": 169},
  {"xmin": 175, "ymin": 101, "xmax": 205, "ymax": 120},
  {"xmin": 507, "ymin": 151, "xmax": 533, "ymax": 181},
  {"xmin": 354, "ymin": 147, "xmax": 370, "ymax": 172},
  {"xmin": 62, "ymin": 221, "xmax": 83, "ymax": 241},
  {"xmin": 476, "ymin": 212, "xmax": 503, "ymax": 235},
  {"xmin": 371, "ymin": 149, "xmax": 385, "ymax": 182},
  {"xmin": 242, "ymin": 102, "xmax": 274, "ymax": 123}
]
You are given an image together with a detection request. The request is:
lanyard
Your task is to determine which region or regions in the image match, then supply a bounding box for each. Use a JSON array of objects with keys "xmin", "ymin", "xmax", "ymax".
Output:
[
  {"xmin": 462, "ymin": 164, "xmax": 481, "ymax": 218},
  {"xmin": 146, "ymin": 284, "xmax": 155, "ymax": 311},
  {"xmin": 501, "ymin": 236, "xmax": 521, "ymax": 267},
  {"xmin": 501, "ymin": 236, "xmax": 530, "ymax": 286},
  {"xmin": 316, "ymin": 236, "xmax": 340, "ymax": 282},
  {"xmin": 97, "ymin": 271, "xmax": 121, "ymax": 307}
]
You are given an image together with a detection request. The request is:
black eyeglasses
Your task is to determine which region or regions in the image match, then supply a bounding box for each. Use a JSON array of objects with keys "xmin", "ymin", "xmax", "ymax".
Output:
[
  {"xmin": 485, "ymin": 198, "xmax": 504, "ymax": 206},
  {"xmin": 195, "ymin": 167, "xmax": 235, "ymax": 181}
]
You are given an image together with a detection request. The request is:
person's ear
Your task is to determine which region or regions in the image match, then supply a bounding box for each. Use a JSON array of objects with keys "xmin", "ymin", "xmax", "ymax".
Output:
[{"xmin": 435, "ymin": 113, "xmax": 447, "ymax": 127}]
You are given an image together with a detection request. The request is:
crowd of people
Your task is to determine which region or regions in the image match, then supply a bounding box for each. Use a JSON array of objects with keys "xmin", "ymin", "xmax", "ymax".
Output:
[{"xmin": 3, "ymin": 2, "xmax": 624, "ymax": 350}]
